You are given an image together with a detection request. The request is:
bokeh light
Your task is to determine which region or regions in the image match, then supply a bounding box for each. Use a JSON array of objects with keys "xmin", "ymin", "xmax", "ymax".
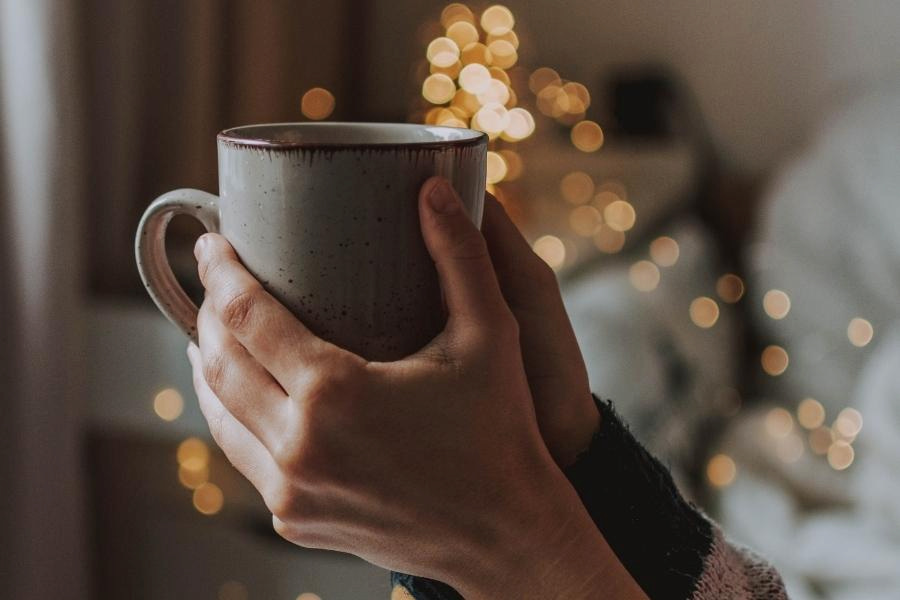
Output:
[
  {"xmin": 833, "ymin": 407, "xmax": 863, "ymax": 439},
  {"xmin": 592, "ymin": 226, "xmax": 626, "ymax": 254},
  {"xmin": 847, "ymin": 317, "xmax": 874, "ymax": 347},
  {"xmin": 827, "ymin": 440, "xmax": 855, "ymax": 470},
  {"xmin": 765, "ymin": 407, "xmax": 794, "ymax": 438},
  {"xmin": 716, "ymin": 274, "xmax": 745, "ymax": 303},
  {"xmin": 177, "ymin": 437, "xmax": 210, "ymax": 471},
  {"xmin": 809, "ymin": 427, "xmax": 832, "ymax": 455},
  {"xmin": 501, "ymin": 107, "xmax": 534, "ymax": 140},
  {"xmin": 776, "ymin": 433, "xmax": 804, "ymax": 463},
  {"xmin": 193, "ymin": 482, "xmax": 224, "ymax": 515},
  {"xmin": 296, "ymin": 594, "xmax": 323, "ymax": 600},
  {"xmin": 528, "ymin": 67, "xmax": 561, "ymax": 93},
  {"xmin": 178, "ymin": 464, "xmax": 210, "ymax": 490},
  {"xmin": 569, "ymin": 205, "xmax": 603, "ymax": 237},
  {"xmin": 629, "ymin": 260, "xmax": 660, "ymax": 292},
  {"xmin": 480, "ymin": 5, "xmax": 515, "ymax": 35},
  {"xmin": 499, "ymin": 150, "xmax": 523, "ymax": 180},
  {"xmin": 533, "ymin": 235, "xmax": 566, "ymax": 271},
  {"xmin": 426, "ymin": 37, "xmax": 460, "ymax": 68},
  {"xmin": 560, "ymin": 171, "xmax": 594, "ymax": 205},
  {"xmin": 761, "ymin": 345, "xmax": 789, "ymax": 376},
  {"xmin": 707, "ymin": 454, "xmax": 737, "ymax": 487},
  {"xmin": 487, "ymin": 39, "xmax": 517, "ymax": 68},
  {"xmin": 301, "ymin": 88, "xmax": 335, "ymax": 120},
  {"xmin": 460, "ymin": 42, "xmax": 492, "ymax": 66},
  {"xmin": 446, "ymin": 21, "xmax": 479, "ymax": 49},
  {"xmin": 689, "ymin": 297, "xmax": 720, "ymax": 328},
  {"xmin": 797, "ymin": 398, "xmax": 825, "ymax": 429},
  {"xmin": 422, "ymin": 73, "xmax": 456, "ymax": 104},
  {"xmin": 458, "ymin": 63, "xmax": 492, "ymax": 94},
  {"xmin": 649, "ymin": 236, "xmax": 679, "ymax": 267},
  {"xmin": 153, "ymin": 387, "xmax": 183, "ymax": 421},
  {"xmin": 570, "ymin": 120, "xmax": 604, "ymax": 152},
  {"xmin": 485, "ymin": 150, "xmax": 507, "ymax": 184},
  {"xmin": 603, "ymin": 200, "xmax": 636, "ymax": 232},
  {"xmin": 441, "ymin": 3, "xmax": 476, "ymax": 29},
  {"xmin": 763, "ymin": 289, "xmax": 791, "ymax": 320}
]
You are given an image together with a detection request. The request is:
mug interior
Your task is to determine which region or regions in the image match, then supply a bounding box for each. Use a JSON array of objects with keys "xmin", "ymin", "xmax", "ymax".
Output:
[{"xmin": 218, "ymin": 122, "xmax": 485, "ymax": 148}]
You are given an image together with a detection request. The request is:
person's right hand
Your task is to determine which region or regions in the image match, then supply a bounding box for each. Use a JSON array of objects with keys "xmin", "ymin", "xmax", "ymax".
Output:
[{"xmin": 480, "ymin": 195, "xmax": 600, "ymax": 467}]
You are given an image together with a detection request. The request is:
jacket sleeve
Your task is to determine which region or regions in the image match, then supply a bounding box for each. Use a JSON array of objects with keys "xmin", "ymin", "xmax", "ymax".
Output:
[{"xmin": 390, "ymin": 397, "xmax": 788, "ymax": 600}]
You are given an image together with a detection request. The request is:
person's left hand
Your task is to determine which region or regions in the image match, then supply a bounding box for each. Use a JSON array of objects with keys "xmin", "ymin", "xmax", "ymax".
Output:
[{"xmin": 186, "ymin": 177, "xmax": 643, "ymax": 599}]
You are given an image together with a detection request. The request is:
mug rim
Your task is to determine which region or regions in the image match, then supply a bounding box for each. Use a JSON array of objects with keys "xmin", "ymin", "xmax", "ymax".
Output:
[{"xmin": 218, "ymin": 122, "xmax": 488, "ymax": 150}]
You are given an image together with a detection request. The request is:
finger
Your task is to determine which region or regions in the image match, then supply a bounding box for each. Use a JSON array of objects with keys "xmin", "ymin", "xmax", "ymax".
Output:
[
  {"xmin": 481, "ymin": 194, "xmax": 564, "ymax": 312},
  {"xmin": 418, "ymin": 176, "xmax": 509, "ymax": 326},
  {"xmin": 187, "ymin": 342, "xmax": 281, "ymax": 497},
  {"xmin": 195, "ymin": 233, "xmax": 341, "ymax": 387},
  {"xmin": 196, "ymin": 300, "xmax": 289, "ymax": 451}
]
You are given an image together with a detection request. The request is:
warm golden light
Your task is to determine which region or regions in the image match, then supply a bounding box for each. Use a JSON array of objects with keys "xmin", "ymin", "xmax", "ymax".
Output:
[
  {"xmin": 765, "ymin": 407, "xmax": 794, "ymax": 438},
  {"xmin": 761, "ymin": 345, "xmax": 789, "ymax": 376},
  {"xmin": 476, "ymin": 78, "xmax": 510, "ymax": 105},
  {"xmin": 536, "ymin": 85, "xmax": 565, "ymax": 117},
  {"xmin": 533, "ymin": 235, "xmax": 566, "ymax": 271},
  {"xmin": 178, "ymin": 464, "xmax": 210, "ymax": 490},
  {"xmin": 560, "ymin": 171, "xmax": 595, "ymax": 205},
  {"xmin": 300, "ymin": 88, "xmax": 335, "ymax": 120},
  {"xmin": 480, "ymin": 5, "xmax": 515, "ymax": 35},
  {"xmin": 441, "ymin": 3, "xmax": 476, "ymax": 29},
  {"xmin": 458, "ymin": 63, "xmax": 492, "ymax": 94},
  {"xmin": 706, "ymin": 454, "xmax": 737, "ymax": 488},
  {"xmin": 499, "ymin": 150, "xmax": 523, "ymax": 180},
  {"xmin": 472, "ymin": 103, "xmax": 510, "ymax": 137},
  {"xmin": 569, "ymin": 205, "xmax": 603, "ymax": 237},
  {"xmin": 562, "ymin": 81, "xmax": 591, "ymax": 113},
  {"xmin": 716, "ymin": 274, "xmax": 745, "ymax": 304},
  {"xmin": 847, "ymin": 317, "xmax": 874, "ymax": 347},
  {"xmin": 486, "ymin": 150, "xmax": 508, "ymax": 184},
  {"xmin": 649, "ymin": 236, "xmax": 679, "ymax": 267},
  {"xmin": 592, "ymin": 226, "xmax": 626, "ymax": 254},
  {"xmin": 629, "ymin": 260, "xmax": 661, "ymax": 292},
  {"xmin": 571, "ymin": 120, "xmax": 604, "ymax": 152},
  {"xmin": 797, "ymin": 398, "xmax": 825, "ymax": 429},
  {"xmin": 487, "ymin": 30, "xmax": 519, "ymax": 49},
  {"xmin": 422, "ymin": 73, "xmax": 456, "ymax": 104},
  {"xmin": 218, "ymin": 581, "xmax": 248, "ymax": 600},
  {"xmin": 153, "ymin": 388, "xmax": 183, "ymax": 421},
  {"xmin": 489, "ymin": 66, "xmax": 511, "ymax": 85},
  {"xmin": 528, "ymin": 67, "xmax": 561, "ymax": 93},
  {"xmin": 487, "ymin": 39, "xmax": 517, "ymax": 69},
  {"xmin": 392, "ymin": 585, "xmax": 417, "ymax": 600},
  {"xmin": 177, "ymin": 437, "xmax": 210, "ymax": 471},
  {"xmin": 451, "ymin": 89, "xmax": 481, "ymax": 115},
  {"xmin": 460, "ymin": 42, "xmax": 492, "ymax": 66},
  {"xmin": 833, "ymin": 407, "xmax": 863, "ymax": 439},
  {"xmin": 426, "ymin": 37, "xmax": 460, "ymax": 68},
  {"xmin": 603, "ymin": 200, "xmax": 636, "ymax": 232},
  {"xmin": 827, "ymin": 440, "xmax": 854, "ymax": 470},
  {"xmin": 809, "ymin": 427, "xmax": 832, "ymax": 455},
  {"xmin": 430, "ymin": 60, "xmax": 462, "ymax": 79},
  {"xmin": 689, "ymin": 297, "xmax": 720, "ymax": 328},
  {"xmin": 296, "ymin": 594, "xmax": 323, "ymax": 600},
  {"xmin": 193, "ymin": 482, "xmax": 224, "ymax": 515},
  {"xmin": 763, "ymin": 289, "xmax": 791, "ymax": 320},
  {"xmin": 501, "ymin": 107, "xmax": 534, "ymax": 141},
  {"xmin": 446, "ymin": 21, "xmax": 479, "ymax": 49}
]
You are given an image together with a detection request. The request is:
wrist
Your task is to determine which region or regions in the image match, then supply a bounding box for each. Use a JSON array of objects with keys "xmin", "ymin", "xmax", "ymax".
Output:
[{"xmin": 448, "ymin": 457, "xmax": 646, "ymax": 600}]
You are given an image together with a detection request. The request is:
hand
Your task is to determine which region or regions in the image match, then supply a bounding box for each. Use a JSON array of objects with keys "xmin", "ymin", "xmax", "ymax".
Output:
[
  {"xmin": 480, "ymin": 195, "xmax": 600, "ymax": 467},
  {"xmin": 187, "ymin": 177, "xmax": 644, "ymax": 599}
]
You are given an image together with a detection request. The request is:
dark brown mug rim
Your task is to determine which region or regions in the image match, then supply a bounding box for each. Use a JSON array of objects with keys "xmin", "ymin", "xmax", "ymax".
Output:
[{"xmin": 218, "ymin": 122, "xmax": 488, "ymax": 150}]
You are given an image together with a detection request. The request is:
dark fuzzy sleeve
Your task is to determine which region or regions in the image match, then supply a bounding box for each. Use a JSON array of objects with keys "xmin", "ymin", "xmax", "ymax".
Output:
[{"xmin": 390, "ymin": 397, "xmax": 716, "ymax": 600}]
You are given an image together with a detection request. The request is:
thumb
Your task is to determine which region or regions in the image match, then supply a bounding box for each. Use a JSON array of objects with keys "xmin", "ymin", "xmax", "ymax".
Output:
[{"xmin": 418, "ymin": 176, "xmax": 508, "ymax": 325}]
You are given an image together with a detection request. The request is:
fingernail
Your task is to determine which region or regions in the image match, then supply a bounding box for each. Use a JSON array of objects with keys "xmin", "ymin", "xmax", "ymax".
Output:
[
  {"xmin": 427, "ymin": 179, "xmax": 459, "ymax": 215},
  {"xmin": 194, "ymin": 235, "xmax": 209, "ymax": 260}
]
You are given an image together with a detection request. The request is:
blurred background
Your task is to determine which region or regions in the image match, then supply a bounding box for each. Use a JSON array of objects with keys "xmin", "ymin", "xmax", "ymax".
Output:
[{"xmin": 3, "ymin": 1, "xmax": 900, "ymax": 598}]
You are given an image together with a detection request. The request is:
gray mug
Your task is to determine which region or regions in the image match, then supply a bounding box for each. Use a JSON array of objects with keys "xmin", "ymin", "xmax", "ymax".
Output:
[{"xmin": 135, "ymin": 122, "xmax": 487, "ymax": 361}]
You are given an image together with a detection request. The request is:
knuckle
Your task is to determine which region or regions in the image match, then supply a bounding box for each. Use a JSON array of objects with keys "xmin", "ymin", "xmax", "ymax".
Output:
[
  {"xmin": 266, "ymin": 481, "xmax": 303, "ymax": 521},
  {"xmin": 201, "ymin": 351, "xmax": 229, "ymax": 394},
  {"xmin": 218, "ymin": 285, "xmax": 260, "ymax": 332},
  {"xmin": 449, "ymin": 230, "xmax": 489, "ymax": 262}
]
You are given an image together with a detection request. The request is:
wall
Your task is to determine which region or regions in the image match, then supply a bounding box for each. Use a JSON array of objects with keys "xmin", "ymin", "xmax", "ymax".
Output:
[{"xmin": 366, "ymin": 0, "xmax": 900, "ymax": 174}]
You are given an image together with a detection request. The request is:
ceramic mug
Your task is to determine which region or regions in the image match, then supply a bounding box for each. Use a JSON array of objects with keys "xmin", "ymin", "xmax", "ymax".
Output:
[{"xmin": 135, "ymin": 122, "xmax": 487, "ymax": 361}]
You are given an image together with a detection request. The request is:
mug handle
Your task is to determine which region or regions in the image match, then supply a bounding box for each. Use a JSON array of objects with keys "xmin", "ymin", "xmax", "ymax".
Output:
[{"xmin": 135, "ymin": 188, "xmax": 220, "ymax": 342}]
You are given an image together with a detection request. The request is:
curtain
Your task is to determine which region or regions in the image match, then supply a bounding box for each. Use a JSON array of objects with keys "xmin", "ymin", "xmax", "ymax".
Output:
[{"xmin": 0, "ymin": 1, "xmax": 88, "ymax": 598}]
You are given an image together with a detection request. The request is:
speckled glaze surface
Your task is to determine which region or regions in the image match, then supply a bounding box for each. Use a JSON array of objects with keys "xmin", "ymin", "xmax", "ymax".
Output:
[{"xmin": 136, "ymin": 123, "xmax": 487, "ymax": 361}]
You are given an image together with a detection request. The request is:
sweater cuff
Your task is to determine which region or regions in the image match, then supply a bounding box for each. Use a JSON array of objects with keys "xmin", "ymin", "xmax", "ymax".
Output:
[{"xmin": 563, "ymin": 396, "xmax": 714, "ymax": 600}]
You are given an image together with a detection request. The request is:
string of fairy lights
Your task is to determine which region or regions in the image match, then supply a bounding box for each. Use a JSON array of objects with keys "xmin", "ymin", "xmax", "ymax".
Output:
[{"xmin": 147, "ymin": 13, "xmax": 870, "ymax": 596}]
